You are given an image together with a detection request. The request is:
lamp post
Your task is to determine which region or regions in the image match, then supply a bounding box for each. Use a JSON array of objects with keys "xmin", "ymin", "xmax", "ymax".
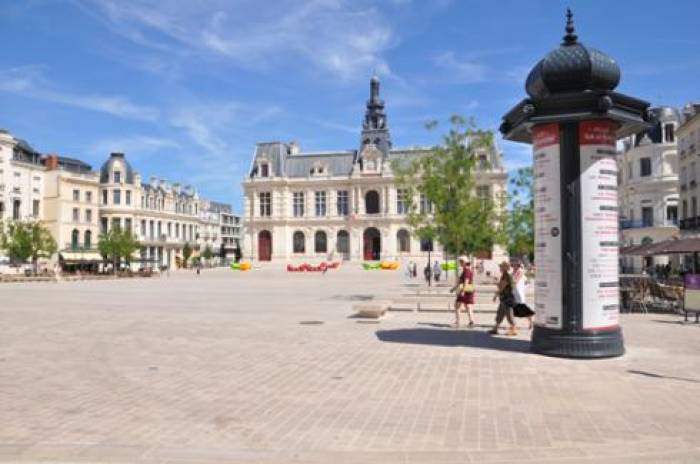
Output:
[{"xmin": 500, "ymin": 10, "xmax": 651, "ymax": 358}]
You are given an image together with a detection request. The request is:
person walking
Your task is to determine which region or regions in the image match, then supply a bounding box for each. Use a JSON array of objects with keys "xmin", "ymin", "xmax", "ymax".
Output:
[
  {"xmin": 406, "ymin": 260, "xmax": 414, "ymax": 279},
  {"xmin": 412, "ymin": 262, "xmax": 417, "ymax": 278},
  {"xmin": 451, "ymin": 256, "xmax": 475, "ymax": 328},
  {"xmin": 423, "ymin": 263, "xmax": 432, "ymax": 284},
  {"xmin": 433, "ymin": 260, "xmax": 442, "ymax": 282},
  {"xmin": 489, "ymin": 261, "xmax": 517, "ymax": 336}
]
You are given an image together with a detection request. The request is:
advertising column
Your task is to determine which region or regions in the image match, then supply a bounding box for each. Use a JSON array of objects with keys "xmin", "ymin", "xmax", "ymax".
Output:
[
  {"xmin": 532, "ymin": 124, "xmax": 563, "ymax": 329},
  {"xmin": 579, "ymin": 120, "xmax": 620, "ymax": 330}
]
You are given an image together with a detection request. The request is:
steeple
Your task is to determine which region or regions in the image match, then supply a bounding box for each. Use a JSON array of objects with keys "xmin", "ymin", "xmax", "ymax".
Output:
[{"xmin": 360, "ymin": 74, "xmax": 391, "ymax": 155}]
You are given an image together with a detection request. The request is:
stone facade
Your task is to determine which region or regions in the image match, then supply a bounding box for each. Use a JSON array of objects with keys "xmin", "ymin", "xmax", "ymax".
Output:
[
  {"xmin": 242, "ymin": 77, "xmax": 508, "ymax": 264},
  {"xmin": 0, "ymin": 130, "xmax": 45, "ymax": 223},
  {"xmin": 678, "ymin": 103, "xmax": 700, "ymax": 268},
  {"xmin": 618, "ymin": 106, "xmax": 680, "ymax": 273}
]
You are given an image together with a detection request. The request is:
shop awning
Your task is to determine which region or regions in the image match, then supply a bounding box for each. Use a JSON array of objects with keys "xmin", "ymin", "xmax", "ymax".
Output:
[
  {"xmin": 620, "ymin": 238, "xmax": 700, "ymax": 256},
  {"xmin": 60, "ymin": 251, "xmax": 104, "ymax": 263}
]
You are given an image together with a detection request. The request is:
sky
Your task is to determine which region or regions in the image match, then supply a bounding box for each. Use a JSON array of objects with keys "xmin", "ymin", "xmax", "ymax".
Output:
[{"xmin": 1, "ymin": 0, "xmax": 699, "ymax": 213}]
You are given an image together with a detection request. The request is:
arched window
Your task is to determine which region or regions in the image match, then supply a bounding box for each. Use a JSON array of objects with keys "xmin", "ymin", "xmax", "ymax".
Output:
[
  {"xmin": 420, "ymin": 238, "xmax": 433, "ymax": 252},
  {"xmin": 71, "ymin": 229, "xmax": 79, "ymax": 250},
  {"xmin": 365, "ymin": 190, "xmax": 380, "ymax": 214},
  {"xmin": 0, "ymin": 201, "xmax": 4, "ymax": 219},
  {"xmin": 336, "ymin": 230, "xmax": 349, "ymax": 258},
  {"xmin": 293, "ymin": 231, "xmax": 305, "ymax": 254},
  {"xmin": 397, "ymin": 229, "xmax": 410, "ymax": 253},
  {"xmin": 315, "ymin": 231, "xmax": 327, "ymax": 253},
  {"xmin": 84, "ymin": 230, "xmax": 92, "ymax": 249}
]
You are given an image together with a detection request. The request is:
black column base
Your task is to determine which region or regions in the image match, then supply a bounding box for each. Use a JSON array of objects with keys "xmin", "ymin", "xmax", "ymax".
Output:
[{"xmin": 531, "ymin": 325, "xmax": 624, "ymax": 359}]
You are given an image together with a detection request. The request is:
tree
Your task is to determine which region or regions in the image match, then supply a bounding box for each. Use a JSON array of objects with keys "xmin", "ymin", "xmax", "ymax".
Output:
[
  {"xmin": 393, "ymin": 116, "xmax": 505, "ymax": 270},
  {"xmin": 182, "ymin": 242, "xmax": 193, "ymax": 268},
  {"xmin": 0, "ymin": 220, "xmax": 57, "ymax": 273},
  {"xmin": 506, "ymin": 167, "xmax": 534, "ymax": 262},
  {"xmin": 202, "ymin": 245, "xmax": 213, "ymax": 262},
  {"xmin": 98, "ymin": 229, "xmax": 139, "ymax": 274}
]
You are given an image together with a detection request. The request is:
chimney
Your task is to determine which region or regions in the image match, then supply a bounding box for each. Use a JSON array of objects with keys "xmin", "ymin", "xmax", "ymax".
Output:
[
  {"xmin": 288, "ymin": 141, "xmax": 300, "ymax": 155},
  {"xmin": 150, "ymin": 176, "xmax": 159, "ymax": 188},
  {"xmin": 45, "ymin": 154, "xmax": 59, "ymax": 171}
]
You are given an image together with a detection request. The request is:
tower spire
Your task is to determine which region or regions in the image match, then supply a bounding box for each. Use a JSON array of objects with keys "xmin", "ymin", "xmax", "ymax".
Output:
[
  {"xmin": 562, "ymin": 8, "xmax": 578, "ymax": 46},
  {"xmin": 360, "ymin": 74, "xmax": 391, "ymax": 154}
]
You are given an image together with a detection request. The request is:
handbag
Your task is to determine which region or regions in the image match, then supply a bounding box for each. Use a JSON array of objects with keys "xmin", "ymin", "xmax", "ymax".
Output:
[
  {"xmin": 513, "ymin": 303, "xmax": 535, "ymax": 317},
  {"xmin": 462, "ymin": 283, "xmax": 474, "ymax": 293}
]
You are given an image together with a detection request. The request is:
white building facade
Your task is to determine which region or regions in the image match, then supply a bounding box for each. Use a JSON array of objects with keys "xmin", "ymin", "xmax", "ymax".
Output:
[
  {"xmin": 678, "ymin": 103, "xmax": 700, "ymax": 269},
  {"xmin": 618, "ymin": 106, "xmax": 680, "ymax": 273},
  {"xmin": 242, "ymin": 77, "xmax": 508, "ymax": 264},
  {"xmin": 0, "ymin": 130, "xmax": 45, "ymax": 224}
]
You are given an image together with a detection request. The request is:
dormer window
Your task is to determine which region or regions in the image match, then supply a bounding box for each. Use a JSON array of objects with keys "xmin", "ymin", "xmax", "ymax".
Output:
[
  {"xmin": 114, "ymin": 171, "xmax": 121, "ymax": 183},
  {"xmin": 260, "ymin": 163, "xmax": 269, "ymax": 177},
  {"xmin": 664, "ymin": 123, "xmax": 675, "ymax": 143}
]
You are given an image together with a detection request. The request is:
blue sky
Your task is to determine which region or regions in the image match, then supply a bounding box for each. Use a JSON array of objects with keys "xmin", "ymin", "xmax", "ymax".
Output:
[{"xmin": 2, "ymin": 0, "xmax": 699, "ymax": 213}]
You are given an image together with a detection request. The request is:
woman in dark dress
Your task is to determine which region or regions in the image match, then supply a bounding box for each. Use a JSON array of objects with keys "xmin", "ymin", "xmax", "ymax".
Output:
[{"xmin": 452, "ymin": 256, "xmax": 475, "ymax": 328}]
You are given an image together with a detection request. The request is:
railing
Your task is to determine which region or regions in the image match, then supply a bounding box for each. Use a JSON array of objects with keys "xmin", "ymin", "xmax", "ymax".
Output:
[{"xmin": 680, "ymin": 217, "xmax": 700, "ymax": 230}]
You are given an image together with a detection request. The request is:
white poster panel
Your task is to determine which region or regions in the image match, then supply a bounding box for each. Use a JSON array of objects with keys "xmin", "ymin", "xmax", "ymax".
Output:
[
  {"xmin": 579, "ymin": 120, "xmax": 620, "ymax": 330},
  {"xmin": 533, "ymin": 124, "xmax": 563, "ymax": 329}
]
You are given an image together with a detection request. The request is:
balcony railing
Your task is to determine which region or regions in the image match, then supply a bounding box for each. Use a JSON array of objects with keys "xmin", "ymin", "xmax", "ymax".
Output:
[
  {"xmin": 680, "ymin": 217, "xmax": 700, "ymax": 230},
  {"xmin": 621, "ymin": 219, "xmax": 680, "ymax": 230}
]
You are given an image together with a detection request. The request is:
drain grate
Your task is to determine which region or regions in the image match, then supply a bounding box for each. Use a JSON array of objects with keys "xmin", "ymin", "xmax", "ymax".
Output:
[{"xmin": 299, "ymin": 320, "xmax": 324, "ymax": 325}]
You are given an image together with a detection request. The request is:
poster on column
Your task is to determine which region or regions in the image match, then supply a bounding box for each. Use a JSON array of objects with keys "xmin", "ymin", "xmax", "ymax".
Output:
[
  {"xmin": 533, "ymin": 124, "xmax": 562, "ymax": 329},
  {"xmin": 579, "ymin": 120, "xmax": 620, "ymax": 330}
]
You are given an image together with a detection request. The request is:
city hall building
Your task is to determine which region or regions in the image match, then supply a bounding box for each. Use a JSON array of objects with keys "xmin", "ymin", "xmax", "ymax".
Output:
[{"xmin": 242, "ymin": 76, "xmax": 508, "ymax": 263}]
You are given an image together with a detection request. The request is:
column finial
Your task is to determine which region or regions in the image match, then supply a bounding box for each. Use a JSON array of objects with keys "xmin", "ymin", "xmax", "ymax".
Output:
[{"xmin": 562, "ymin": 8, "xmax": 578, "ymax": 45}]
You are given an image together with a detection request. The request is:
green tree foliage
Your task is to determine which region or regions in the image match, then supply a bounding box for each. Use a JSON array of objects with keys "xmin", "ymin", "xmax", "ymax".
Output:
[
  {"xmin": 392, "ymin": 116, "xmax": 505, "ymax": 260},
  {"xmin": 506, "ymin": 167, "xmax": 534, "ymax": 262},
  {"xmin": 182, "ymin": 242, "xmax": 193, "ymax": 268},
  {"xmin": 0, "ymin": 220, "xmax": 57, "ymax": 273},
  {"xmin": 202, "ymin": 245, "xmax": 213, "ymax": 261},
  {"xmin": 98, "ymin": 228, "xmax": 139, "ymax": 273}
]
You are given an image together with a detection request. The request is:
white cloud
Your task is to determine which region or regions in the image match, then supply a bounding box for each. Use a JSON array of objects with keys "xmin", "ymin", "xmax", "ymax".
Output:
[
  {"xmin": 81, "ymin": 0, "xmax": 395, "ymax": 79},
  {"xmin": 433, "ymin": 51, "xmax": 488, "ymax": 83},
  {"xmin": 0, "ymin": 66, "xmax": 159, "ymax": 122},
  {"xmin": 88, "ymin": 135, "xmax": 179, "ymax": 158}
]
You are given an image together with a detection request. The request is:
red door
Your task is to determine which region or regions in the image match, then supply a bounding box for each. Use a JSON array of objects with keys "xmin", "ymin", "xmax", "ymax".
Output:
[{"xmin": 258, "ymin": 231, "xmax": 272, "ymax": 261}]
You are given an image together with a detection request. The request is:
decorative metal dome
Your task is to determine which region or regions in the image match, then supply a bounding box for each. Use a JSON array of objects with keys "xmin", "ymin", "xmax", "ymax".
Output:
[
  {"xmin": 525, "ymin": 9, "xmax": 620, "ymax": 99},
  {"xmin": 100, "ymin": 152, "xmax": 135, "ymax": 184}
]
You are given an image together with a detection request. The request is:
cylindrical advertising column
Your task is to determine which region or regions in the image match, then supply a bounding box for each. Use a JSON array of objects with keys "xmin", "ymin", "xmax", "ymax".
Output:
[{"xmin": 531, "ymin": 120, "xmax": 624, "ymax": 358}]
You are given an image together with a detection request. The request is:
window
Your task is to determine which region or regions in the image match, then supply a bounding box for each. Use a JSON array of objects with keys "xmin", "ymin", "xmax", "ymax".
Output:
[
  {"xmin": 112, "ymin": 218, "xmax": 121, "ymax": 231},
  {"xmin": 126, "ymin": 190, "xmax": 131, "ymax": 205},
  {"xmin": 73, "ymin": 189, "xmax": 80, "ymax": 201},
  {"xmin": 664, "ymin": 123, "xmax": 675, "ymax": 143},
  {"xmin": 86, "ymin": 192, "xmax": 92, "ymax": 203},
  {"xmin": 85, "ymin": 209, "xmax": 92, "ymax": 223},
  {"xmin": 259, "ymin": 192, "xmax": 272, "ymax": 217},
  {"xmin": 293, "ymin": 231, "xmax": 305, "ymax": 253},
  {"xmin": 640, "ymin": 158, "xmax": 652, "ymax": 177},
  {"xmin": 315, "ymin": 191, "xmax": 326, "ymax": 217},
  {"xmin": 72, "ymin": 207, "xmax": 80, "ymax": 222},
  {"xmin": 157, "ymin": 221, "xmax": 162, "ymax": 238},
  {"xmin": 314, "ymin": 230, "xmax": 327, "ymax": 253},
  {"xmin": 32, "ymin": 200, "xmax": 40, "ymax": 217},
  {"xmin": 260, "ymin": 163, "xmax": 269, "ymax": 177},
  {"xmin": 397, "ymin": 229, "xmax": 410, "ymax": 252},
  {"xmin": 420, "ymin": 193, "xmax": 433, "ymax": 214},
  {"xmin": 71, "ymin": 229, "xmax": 79, "ymax": 250},
  {"xmin": 114, "ymin": 171, "xmax": 121, "ymax": 183},
  {"xmin": 420, "ymin": 238, "xmax": 433, "ymax": 252},
  {"xmin": 627, "ymin": 162, "xmax": 632, "ymax": 180},
  {"xmin": 101, "ymin": 218, "xmax": 108, "ymax": 234},
  {"xmin": 478, "ymin": 153, "xmax": 489, "ymax": 170},
  {"xmin": 693, "ymin": 198, "xmax": 698, "ymax": 218},
  {"xmin": 113, "ymin": 189, "xmax": 121, "ymax": 205},
  {"xmin": 336, "ymin": 190, "xmax": 349, "ymax": 216},
  {"xmin": 0, "ymin": 201, "xmax": 4, "ymax": 219},
  {"xmin": 641, "ymin": 207, "xmax": 654, "ymax": 227},
  {"xmin": 365, "ymin": 190, "xmax": 380, "ymax": 214},
  {"xmin": 13, "ymin": 199, "xmax": 20, "ymax": 220},
  {"xmin": 168, "ymin": 222, "xmax": 172, "ymax": 237},
  {"xmin": 397, "ymin": 189, "xmax": 409, "ymax": 214},
  {"xmin": 141, "ymin": 220, "xmax": 146, "ymax": 237},
  {"xmin": 102, "ymin": 190, "xmax": 108, "ymax": 205},
  {"xmin": 667, "ymin": 205, "xmax": 678, "ymax": 225},
  {"xmin": 84, "ymin": 230, "xmax": 92, "ymax": 249},
  {"xmin": 141, "ymin": 196, "xmax": 145, "ymax": 209},
  {"xmin": 293, "ymin": 192, "xmax": 305, "ymax": 217},
  {"xmin": 477, "ymin": 185, "xmax": 491, "ymax": 200},
  {"xmin": 175, "ymin": 223, "xmax": 180, "ymax": 238},
  {"xmin": 149, "ymin": 221, "xmax": 154, "ymax": 239},
  {"xmin": 682, "ymin": 200, "xmax": 688, "ymax": 220}
]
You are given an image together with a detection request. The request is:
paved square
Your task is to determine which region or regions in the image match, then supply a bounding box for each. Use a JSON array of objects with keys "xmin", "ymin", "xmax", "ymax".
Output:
[{"xmin": 1, "ymin": 266, "xmax": 700, "ymax": 463}]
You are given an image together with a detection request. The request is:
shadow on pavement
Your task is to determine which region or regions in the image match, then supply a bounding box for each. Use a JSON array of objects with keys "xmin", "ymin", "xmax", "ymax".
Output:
[
  {"xmin": 628, "ymin": 369, "xmax": 700, "ymax": 384},
  {"xmin": 375, "ymin": 327, "xmax": 531, "ymax": 353},
  {"xmin": 652, "ymin": 319, "xmax": 700, "ymax": 326}
]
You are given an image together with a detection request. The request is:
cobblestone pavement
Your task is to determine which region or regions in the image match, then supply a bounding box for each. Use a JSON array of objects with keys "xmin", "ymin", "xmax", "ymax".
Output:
[{"xmin": 1, "ymin": 266, "xmax": 699, "ymax": 463}]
